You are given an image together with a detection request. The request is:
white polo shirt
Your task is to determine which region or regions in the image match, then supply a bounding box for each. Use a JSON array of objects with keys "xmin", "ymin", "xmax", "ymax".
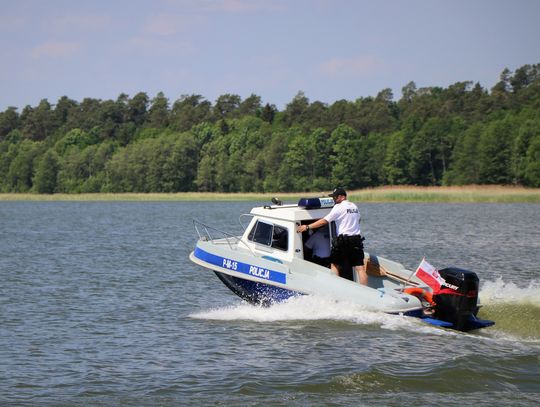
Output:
[{"xmin": 324, "ymin": 199, "xmax": 361, "ymax": 236}]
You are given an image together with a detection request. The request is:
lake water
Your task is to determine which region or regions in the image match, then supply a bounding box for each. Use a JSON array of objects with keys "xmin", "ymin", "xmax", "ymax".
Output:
[{"xmin": 1, "ymin": 201, "xmax": 539, "ymax": 406}]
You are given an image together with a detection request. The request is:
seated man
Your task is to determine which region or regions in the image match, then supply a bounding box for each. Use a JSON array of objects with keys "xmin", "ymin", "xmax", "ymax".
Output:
[{"xmin": 305, "ymin": 225, "xmax": 331, "ymax": 268}]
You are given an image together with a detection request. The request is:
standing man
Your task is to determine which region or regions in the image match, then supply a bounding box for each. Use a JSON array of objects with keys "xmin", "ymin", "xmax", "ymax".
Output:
[{"xmin": 297, "ymin": 188, "xmax": 367, "ymax": 285}]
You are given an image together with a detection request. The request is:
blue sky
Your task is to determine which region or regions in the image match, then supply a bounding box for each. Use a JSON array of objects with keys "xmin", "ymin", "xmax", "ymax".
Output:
[{"xmin": 1, "ymin": 0, "xmax": 539, "ymax": 111}]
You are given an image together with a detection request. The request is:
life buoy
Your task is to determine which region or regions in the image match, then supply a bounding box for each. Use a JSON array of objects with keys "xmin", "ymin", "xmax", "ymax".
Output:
[{"xmin": 404, "ymin": 287, "xmax": 436, "ymax": 306}]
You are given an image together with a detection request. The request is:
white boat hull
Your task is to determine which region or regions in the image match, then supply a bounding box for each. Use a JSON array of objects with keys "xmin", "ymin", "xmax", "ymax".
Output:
[{"xmin": 190, "ymin": 239, "xmax": 424, "ymax": 316}]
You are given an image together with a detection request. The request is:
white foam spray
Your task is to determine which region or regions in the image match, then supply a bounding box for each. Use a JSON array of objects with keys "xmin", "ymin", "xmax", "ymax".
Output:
[
  {"xmin": 479, "ymin": 278, "xmax": 540, "ymax": 342},
  {"xmin": 480, "ymin": 278, "xmax": 540, "ymax": 306},
  {"xmin": 189, "ymin": 295, "xmax": 453, "ymax": 336},
  {"xmin": 190, "ymin": 278, "xmax": 540, "ymax": 341}
]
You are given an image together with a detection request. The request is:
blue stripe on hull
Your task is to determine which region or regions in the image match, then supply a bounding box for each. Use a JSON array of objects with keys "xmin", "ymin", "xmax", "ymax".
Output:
[
  {"xmin": 214, "ymin": 271, "xmax": 301, "ymax": 306},
  {"xmin": 194, "ymin": 246, "xmax": 287, "ymax": 284}
]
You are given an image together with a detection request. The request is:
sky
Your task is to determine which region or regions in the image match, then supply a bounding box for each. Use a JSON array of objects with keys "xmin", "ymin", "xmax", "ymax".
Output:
[{"xmin": 1, "ymin": 0, "xmax": 539, "ymax": 112}]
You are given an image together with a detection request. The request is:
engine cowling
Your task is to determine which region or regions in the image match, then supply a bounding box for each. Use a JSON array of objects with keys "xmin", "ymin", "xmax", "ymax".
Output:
[{"xmin": 433, "ymin": 267, "xmax": 480, "ymax": 331}]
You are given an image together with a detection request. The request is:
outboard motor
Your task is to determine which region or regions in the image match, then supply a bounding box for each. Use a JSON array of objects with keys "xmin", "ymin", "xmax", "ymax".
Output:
[{"xmin": 433, "ymin": 267, "xmax": 480, "ymax": 331}]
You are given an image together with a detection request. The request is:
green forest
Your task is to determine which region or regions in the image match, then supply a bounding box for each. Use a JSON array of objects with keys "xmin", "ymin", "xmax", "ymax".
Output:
[{"xmin": 1, "ymin": 63, "xmax": 539, "ymax": 194}]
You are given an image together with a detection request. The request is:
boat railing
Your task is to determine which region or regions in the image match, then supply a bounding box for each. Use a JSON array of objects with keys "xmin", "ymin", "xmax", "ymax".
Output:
[{"xmin": 193, "ymin": 219, "xmax": 255, "ymax": 254}]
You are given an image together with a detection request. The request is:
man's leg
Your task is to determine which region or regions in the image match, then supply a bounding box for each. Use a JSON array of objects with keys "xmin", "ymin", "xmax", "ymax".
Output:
[
  {"xmin": 354, "ymin": 265, "xmax": 368, "ymax": 285},
  {"xmin": 330, "ymin": 263, "xmax": 340, "ymax": 277}
]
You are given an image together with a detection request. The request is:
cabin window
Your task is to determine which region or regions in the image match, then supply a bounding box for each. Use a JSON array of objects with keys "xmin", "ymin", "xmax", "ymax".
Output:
[
  {"xmin": 248, "ymin": 221, "xmax": 273, "ymax": 246},
  {"xmin": 247, "ymin": 221, "xmax": 289, "ymax": 251},
  {"xmin": 271, "ymin": 225, "xmax": 288, "ymax": 251}
]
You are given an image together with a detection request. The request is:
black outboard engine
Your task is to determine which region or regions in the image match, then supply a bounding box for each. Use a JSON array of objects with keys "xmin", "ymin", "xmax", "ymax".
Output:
[{"xmin": 433, "ymin": 267, "xmax": 480, "ymax": 331}]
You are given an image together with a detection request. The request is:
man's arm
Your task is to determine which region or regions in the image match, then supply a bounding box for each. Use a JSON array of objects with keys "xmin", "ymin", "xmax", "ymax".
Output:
[{"xmin": 297, "ymin": 218, "xmax": 329, "ymax": 233}]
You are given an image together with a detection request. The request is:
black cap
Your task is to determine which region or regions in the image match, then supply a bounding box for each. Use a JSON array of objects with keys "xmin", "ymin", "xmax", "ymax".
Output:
[{"xmin": 328, "ymin": 187, "xmax": 347, "ymax": 197}]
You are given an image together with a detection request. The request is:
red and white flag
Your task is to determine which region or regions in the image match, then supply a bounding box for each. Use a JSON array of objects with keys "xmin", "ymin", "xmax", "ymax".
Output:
[{"xmin": 414, "ymin": 258, "xmax": 446, "ymax": 291}]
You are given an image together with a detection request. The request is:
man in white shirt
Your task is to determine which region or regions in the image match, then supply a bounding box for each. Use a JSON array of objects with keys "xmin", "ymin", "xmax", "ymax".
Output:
[
  {"xmin": 297, "ymin": 188, "xmax": 367, "ymax": 285},
  {"xmin": 305, "ymin": 225, "xmax": 331, "ymax": 268}
]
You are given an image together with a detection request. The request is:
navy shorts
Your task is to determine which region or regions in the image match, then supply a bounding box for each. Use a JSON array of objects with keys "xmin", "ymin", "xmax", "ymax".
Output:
[
  {"xmin": 312, "ymin": 256, "xmax": 332, "ymax": 268},
  {"xmin": 331, "ymin": 235, "xmax": 365, "ymax": 267}
]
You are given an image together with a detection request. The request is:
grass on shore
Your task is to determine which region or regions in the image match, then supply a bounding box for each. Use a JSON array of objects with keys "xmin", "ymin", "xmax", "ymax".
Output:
[{"xmin": 1, "ymin": 186, "xmax": 539, "ymax": 203}]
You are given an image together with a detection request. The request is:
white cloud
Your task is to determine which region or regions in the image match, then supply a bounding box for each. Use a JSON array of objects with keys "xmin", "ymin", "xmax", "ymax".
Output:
[
  {"xmin": 128, "ymin": 36, "xmax": 193, "ymax": 56},
  {"xmin": 319, "ymin": 55, "xmax": 380, "ymax": 77},
  {"xmin": 53, "ymin": 14, "xmax": 111, "ymax": 31},
  {"xmin": 31, "ymin": 41, "xmax": 80, "ymax": 59},
  {"xmin": 208, "ymin": 0, "xmax": 285, "ymax": 13},
  {"xmin": 143, "ymin": 13, "xmax": 202, "ymax": 36},
  {"xmin": 164, "ymin": 0, "xmax": 285, "ymax": 13}
]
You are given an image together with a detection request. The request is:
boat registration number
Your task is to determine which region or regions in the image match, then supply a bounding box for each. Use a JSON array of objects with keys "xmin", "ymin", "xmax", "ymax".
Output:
[{"xmin": 195, "ymin": 247, "xmax": 287, "ymax": 284}]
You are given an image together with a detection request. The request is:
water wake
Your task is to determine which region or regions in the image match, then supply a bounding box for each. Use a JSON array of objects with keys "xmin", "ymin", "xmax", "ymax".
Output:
[
  {"xmin": 190, "ymin": 277, "xmax": 540, "ymax": 341},
  {"xmin": 479, "ymin": 278, "xmax": 540, "ymax": 341},
  {"xmin": 480, "ymin": 278, "xmax": 540, "ymax": 306},
  {"xmin": 189, "ymin": 295, "xmax": 452, "ymax": 336}
]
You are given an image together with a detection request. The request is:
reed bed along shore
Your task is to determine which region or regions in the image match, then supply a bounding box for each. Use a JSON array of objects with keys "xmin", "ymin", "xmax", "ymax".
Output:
[
  {"xmin": 1, "ymin": 186, "xmax": 539, "ymax": 203},
  {"xmin": 348, "ymin": 185, "xmax": 540, "ymax": 203}
]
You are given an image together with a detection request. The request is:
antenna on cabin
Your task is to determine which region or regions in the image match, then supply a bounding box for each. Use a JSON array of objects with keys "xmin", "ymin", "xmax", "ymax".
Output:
[{"xmin": 271, "ymin": 197, "xmax": 283, "ymax": 206}]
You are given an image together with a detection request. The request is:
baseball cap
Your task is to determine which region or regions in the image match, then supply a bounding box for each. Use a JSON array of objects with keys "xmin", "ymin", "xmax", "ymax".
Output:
[{"xmin": 328, "ymin": 187, "xmax": 347, "ymax": 197}]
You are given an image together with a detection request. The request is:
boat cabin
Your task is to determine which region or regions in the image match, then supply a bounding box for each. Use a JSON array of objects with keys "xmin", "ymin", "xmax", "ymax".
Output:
[{"xmin": 241, "ymin": 197, "xmax": 336, "ymax": 265}]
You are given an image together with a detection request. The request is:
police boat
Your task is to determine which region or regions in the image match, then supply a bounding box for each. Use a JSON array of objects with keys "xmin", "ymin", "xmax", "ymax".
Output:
[{"xmin": 189, "ymin": 197, "xmax": 494, "ymax": 332}]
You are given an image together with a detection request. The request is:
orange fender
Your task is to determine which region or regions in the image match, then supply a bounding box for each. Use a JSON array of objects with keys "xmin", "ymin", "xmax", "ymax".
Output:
[{"xmin": 404, "ymin": 287, "xmax": 436, "ymax": 306}]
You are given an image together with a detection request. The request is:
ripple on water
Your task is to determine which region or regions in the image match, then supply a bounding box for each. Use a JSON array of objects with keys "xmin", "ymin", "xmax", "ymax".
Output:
[{"xmin": 1, "ymin": 201, "xmax": 539, "ymax": 405}]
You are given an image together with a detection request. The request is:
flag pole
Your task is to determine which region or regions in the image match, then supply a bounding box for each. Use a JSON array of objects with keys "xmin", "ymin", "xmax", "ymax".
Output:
[{"xmin": 402, "ymin": 256, "xmax": 424, "ymax": 289}]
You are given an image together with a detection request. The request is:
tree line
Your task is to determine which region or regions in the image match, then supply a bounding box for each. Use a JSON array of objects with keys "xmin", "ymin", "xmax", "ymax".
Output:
[{"xmin": 1, "ymin": 63, "xmax": 539, "ymax": 194}]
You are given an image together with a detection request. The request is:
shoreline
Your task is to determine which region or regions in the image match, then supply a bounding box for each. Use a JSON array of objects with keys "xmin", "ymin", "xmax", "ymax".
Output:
[{"xmin": 1, "ymin": 186, "xmax": 539, "ymax": 203}]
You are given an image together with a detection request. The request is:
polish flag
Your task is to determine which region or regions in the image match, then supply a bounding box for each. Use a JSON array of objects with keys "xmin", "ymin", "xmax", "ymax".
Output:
[{"xmin": 414, "ymin": 258, "xmax": 446, "ymax": 291}]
